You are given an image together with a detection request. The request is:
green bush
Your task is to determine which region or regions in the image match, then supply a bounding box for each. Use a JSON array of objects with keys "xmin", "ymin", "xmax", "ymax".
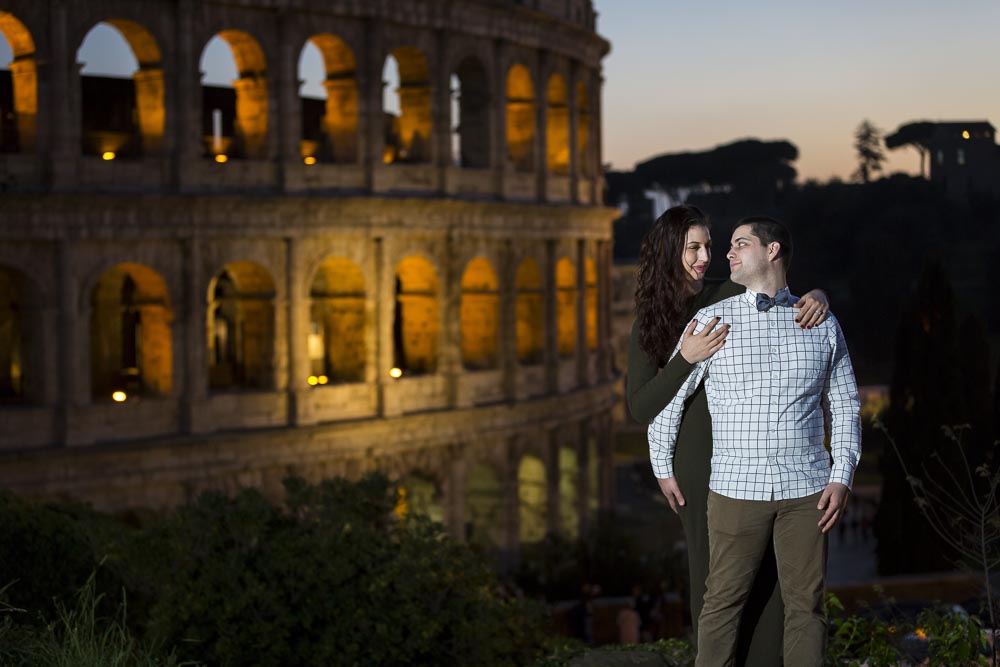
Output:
[{"xmin": 136, "ymin": 475, "xmax": 550, "ymax": 666}]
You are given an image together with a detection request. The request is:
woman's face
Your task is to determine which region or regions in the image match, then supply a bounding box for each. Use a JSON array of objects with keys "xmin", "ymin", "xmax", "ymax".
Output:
[{"xmin": 682, "ymin": 225, "xmax": 711, "ymax": 283}]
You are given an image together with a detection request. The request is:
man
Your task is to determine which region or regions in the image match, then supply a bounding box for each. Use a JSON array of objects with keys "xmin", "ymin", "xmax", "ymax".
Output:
[{"xmin": 647, "ymin": 216, "xmax": 861, "ymax": 666}]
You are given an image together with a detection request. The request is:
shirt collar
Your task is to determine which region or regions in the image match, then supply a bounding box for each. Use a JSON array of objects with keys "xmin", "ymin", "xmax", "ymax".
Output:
[{"xmin": 742, "ymin": 285, "xmax": 791, "ymax": 307}]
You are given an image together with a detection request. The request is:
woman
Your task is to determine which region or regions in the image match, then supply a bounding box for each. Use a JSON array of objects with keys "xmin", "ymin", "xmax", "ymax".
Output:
[{"xmin": 627, "ymin": 205, "xmax": 828, "ymax": 666}]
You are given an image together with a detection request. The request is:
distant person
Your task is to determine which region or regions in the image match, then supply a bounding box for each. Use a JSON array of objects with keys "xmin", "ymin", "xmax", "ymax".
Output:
[
  {"xmin": 648, "ymin": 217, "xmax": 862, "ymax": 666},
  {"xmin": 628, "ymin": 205, "xmax": 829, "ymax": 665}
]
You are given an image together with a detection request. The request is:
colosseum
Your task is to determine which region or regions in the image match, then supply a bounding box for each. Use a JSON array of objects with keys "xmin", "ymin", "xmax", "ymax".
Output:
[{"xmin": 0, "ymin": 0, "xmax": 616, "ymax": 550}]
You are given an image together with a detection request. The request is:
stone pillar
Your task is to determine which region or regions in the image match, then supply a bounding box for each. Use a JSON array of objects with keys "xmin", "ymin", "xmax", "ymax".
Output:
[
  {"xmin": 375, "ymin": 237, "xmax": 396, "ymax": 415},
  {"xmin": 286, "ymin": 238, "xmax": 309, "ymax": 423},
  {"xmin": 173, "ymin": 0, "xmax": 200, "ymax": 188},
  {"xmin": 9, "ymin": 57, "xmax": 37, "ymax": 152},
  {"xmin": 180, "ymin": 239, "xmax": 207, "ymax": 433},
  {"xmin": 234, "ymin": 75, "xmax": 269, "ymax": 159},
  {"xmin": 39, "ymin": 305, "xmax": 58, "ymax": 407},
  {"xmin": 499, "ymin": 241, "xmax": 517, "ymax": 400},
  {"xmin": 544, "ymin": 428, "xmax": 561, "ymax": 538},
  {"xmin": 597, "ymin": 240, "xmax": 613, "ymax": 380},
  {"xmin": 575, "ymin": 239, "xmax": 589, "ymax": 386},
  {"xmin": 432, "ymin": 28, "xmax": 450, "ymax": 190},
  {"xmin": 133, "ymin": 66, "xmax": 165, "ymax": 154},
  {"xmin": 576, "ymin": 419, "xmax": 591, "ymax": 540},
  {"xmin": 275, "ymin": 13, "xmax": 299, "ymax": 185},
  {"xmin": 491, "ymin": 39, "xmax": 507, "ymax": 197},
  {"xmin": 440, "ymin": 234, "xmax": 464, "ymax": 407},
  {"xmin": 534, "ymin": 52, "xmax": 547, "ymax": 201},
  {"xmin": 591, "ymin": 68, "xmax": 604, "ymax": 203},
  {"xmin": 567, "ymin": 61, "xmax": 580, "ymax": 204},
  {"xmin": 47, "ymin": 3, "xmax": 75, "ymax": 188},
  {"xmin": 361, "ymin": 19, "xmax": 383, "ymax": 190},
  {"xmin": 54, "ymin": 242, "xmax": 79, "ymax": 443},
  {"xmin": 500, "ymin": 437, "xmax": 522, "ymax": 564},
  {"xmin": 323, "ymin": 78, "xmax": 359, "ymax": 163},
  {"xmin": 543, "ymin": 239, "xmax": 558, "ymax": 393}
]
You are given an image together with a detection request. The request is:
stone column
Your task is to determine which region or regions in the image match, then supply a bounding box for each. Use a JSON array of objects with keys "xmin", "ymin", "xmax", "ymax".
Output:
[
  {"xmin": 575, "ymin": 239, "xmax": 589, "ymax": 387},
  {"xmin": 543, "ymin": 239, "xmax": 558, "ymax": 393},
  {"xmin": 361, "ymin": 19, "xmax": 384, "ymax": 190},
  {"xmin": 597, "ymin": 240, "xmax": 613, "ymax": 380},
  {"xmin": 323, "ymin": 78, "xmax": 359, "ymax": 163},
  {"xmin": 180, "ymin": 239, "xmax": 207, "ymax": 433},
  {"xmin": 54, "ymin": 242, "xmax": 84, "ymax": 443},
  {"xmin": 499, "ymin": 241, "xmax": 517, "ymax": 400},
  {"xmin": 491, "ymin": 39, "xmax": 507, "ymax": 197},
  {"xmin": 286, "ymin": 238, "xmax": 310, "ymax": 424},
  {"xmin": 234, "ymin": 75, "xmax": 269, "ymax": 158},
  {"xmin": 375, "ymin": 237, "xmax": 397, "ymax": 416},
  {"xmin": 9, "ymin": 57, "xmax": 38, "ymax": 152},
  {"xmin": 591, "ymin": 68, "xmax": 604, "ymax": 203},
  {"xmin": 275, "ymin": 12, "xmax": 300, "ymax": 187},
  {"xmin": 173, "ymin": 0, "xmax": 200, "ymax": 188},
  {"xmin": 575, "ymin": 419, "xmax": 591, "ymax": 540},
  {"xmin": 133, "ymin": 66, "xmax": 165, "ymax": 154},
  {"xmin": 432, "ymin": 28, "xmax": 450, "ymax": 191},
  {"xmin": 534, "ymin": 51, "xmax": 547, "ymax": 201},
  {"xmin": 47, "ymin": 3, "xmax": 75, "ymax": 189},
  {"xmin": 500, "ymin": 437, "xmax": 522, "ymax": 566},
  {"xmin": 440, "ymin": 233, "xmax": 464, "ymax": 407}
]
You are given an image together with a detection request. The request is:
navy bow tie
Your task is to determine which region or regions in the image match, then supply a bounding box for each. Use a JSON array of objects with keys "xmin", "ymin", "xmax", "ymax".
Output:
[{"xmin": 756, "ymin": 291, "xmax": 793, "ymax": 312}]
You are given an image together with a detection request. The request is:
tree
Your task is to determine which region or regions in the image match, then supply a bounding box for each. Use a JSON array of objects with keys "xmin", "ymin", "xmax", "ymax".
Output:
[{"xmin": 853, "ymin": 119, "xmax": 886, "ymax": 183}]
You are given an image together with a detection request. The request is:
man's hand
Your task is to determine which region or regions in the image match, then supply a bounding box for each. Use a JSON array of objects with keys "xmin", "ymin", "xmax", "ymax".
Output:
[
  {"xmin": 657, "ymin": 477, "xmax": 685, "ymax": 514},
  {"xmin": 817, "ymin": 482, "xmax": 850, "ymax": 533},
  {"xmin": 679, "ymin": 317, "xmax": 729, "ymax": 363},
  {"xmin": 793, "ymin": 289, "xmax": 829, "ymax": 329}
]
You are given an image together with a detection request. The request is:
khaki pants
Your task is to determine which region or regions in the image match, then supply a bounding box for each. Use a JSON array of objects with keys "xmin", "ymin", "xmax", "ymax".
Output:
[{"xmin": 696, "ymin": 490, "xmax": 828, "ymax": 667}]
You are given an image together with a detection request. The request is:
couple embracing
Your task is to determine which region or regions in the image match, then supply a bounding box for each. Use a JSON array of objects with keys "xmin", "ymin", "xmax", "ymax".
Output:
[{"xmin": 628, "ymin": 206, "xmax": 861, "ymax": 667}]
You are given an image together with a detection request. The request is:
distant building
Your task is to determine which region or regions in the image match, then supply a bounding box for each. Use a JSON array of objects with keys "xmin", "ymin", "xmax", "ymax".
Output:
[{"xmin": 885, "ymin": 120, "xmax": 1000, "ymax": 198}]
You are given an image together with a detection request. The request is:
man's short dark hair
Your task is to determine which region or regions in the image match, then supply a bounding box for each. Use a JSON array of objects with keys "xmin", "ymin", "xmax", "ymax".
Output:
[{"xmin": 737, "ymin": 215, "xmax": 792, "ymax": 270}]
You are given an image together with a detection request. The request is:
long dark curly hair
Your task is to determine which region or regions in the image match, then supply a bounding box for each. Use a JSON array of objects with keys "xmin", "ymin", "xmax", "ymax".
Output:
[{"xmin": 635, "ymin": 205, "xmax": 710, "ymax": 365}]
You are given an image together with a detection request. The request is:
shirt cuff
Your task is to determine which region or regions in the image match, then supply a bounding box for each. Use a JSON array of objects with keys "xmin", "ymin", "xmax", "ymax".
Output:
[
  {"xmin": 651, "ymin": 458, "xmax": 674, "ymax": 480},
  {"xmin": 829, "ymin": 463, "xmax": 855, "ymax": 489}
]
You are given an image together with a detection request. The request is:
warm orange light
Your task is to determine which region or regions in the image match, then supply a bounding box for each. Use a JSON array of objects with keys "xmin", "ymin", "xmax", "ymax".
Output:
[
  {"xmin": 389, "ymin": 367, "xmax": 403, "ymax": 379},
  {"xmin": 102, "ymin": 151, "xmax": 116, "ymax": 161},
  {"xmin": 112, "ymin": 391, "xmax": 127, "ymax": 402},
  {"xmin": 303, "ymin": 156, "xmax": 317, "ymax": 165},
  {"xmin": 962, "ymin": 130, "xmax": 971, "ymax": 139},
  {"xmin": 307, "ymin": 375, "xmax": 319, "ymax": 386},
  {"xmin": 215, "ymin": 154, "xmax": 228, "ymax": 163},
  {"xmin": 317, "ymin": 375, "xmax": 329, "ymax": 385},
  {"xmin": 914, "ymin": 628, "xmax": 927, "ymax": 639}
]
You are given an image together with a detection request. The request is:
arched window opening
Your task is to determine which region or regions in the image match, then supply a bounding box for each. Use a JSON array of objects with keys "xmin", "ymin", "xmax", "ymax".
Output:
[
  {"xmin": 393, "ymin": 256, "xmax": 439, "ymax": 376},
  {"xmin": 90, "ymin": 264, "xmax": 172, "ymax": 400},
  {"xmin": 0, "ymin": 266, "xmax": 41, "ymax": 403},
  {"xmin": 559, "ymin": 446, "xmax": 579, "ymax": 540},
  {"xmin": 382, "ymin": 47, "xmax": 430, "ymax": 165},
  {"xmin": 308, "ymin": 257, "xmax": 365, "ymax": 384},
  {"xmin": 460, "ymin": 257, "xmax": 499, "ymax": 370},
  {"xmin": 585, "ymin": 257, "xmax": 598, "ymax": 351},
  {"xmin": 515, "ymin": 258, "xmax": 544, "ymax": 365},
  {"xmin": 466, "ymin": 462, "xmax": 503, "ymax": 546},
  {"xmin": 200, "ymin": 31, "xmax": 268, "ymax": 160},
  {"xmin": 546, "ymin": 73, "xmax": 569, "ymax": 174},
  {"xmin": 0, "ymin": 11, "xmax": 37, "ymax": 153},
  {"xmin": 208, "ymin": 262, "xmax": 275, "ymax": 390},
  {"xmin": 77, "ymin": 21, "xmax": 164, "ymax": 158},
  {"xmin": 452, "ymin": 56, "xmax": 490, "ymax": 168},
  {"xmin": 395, "ymin": 474, "xmax": 444, "ymax": 524},
  {"xmin": 556, "ymin": 258, "xmax": 577, "ymax": 358},
  {"xmin": 505, "ymin": 64, "xmax": 534, "ymax": 172},
  {"xmin": 299, "ymin": 34, "xmax": 357, "ymax": 164},
  {"xmin": 576, "ymin": 81, "xmax": 592, "ymax": 177},
  {"xmin": 518, "ymin": 454, "xmax": 546, "ymax": 543}
]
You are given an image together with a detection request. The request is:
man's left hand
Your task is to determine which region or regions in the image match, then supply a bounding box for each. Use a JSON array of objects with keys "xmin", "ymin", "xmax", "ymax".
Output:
[{"xmin": 817, "ymin": 482, "xmax": 850, "ymax": 533}]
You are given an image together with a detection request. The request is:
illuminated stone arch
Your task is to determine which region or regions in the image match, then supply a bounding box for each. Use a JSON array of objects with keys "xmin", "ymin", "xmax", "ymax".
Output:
[
  {"xmin": 77, "ymin": 19, "xmax": 165, "ymax": 157},
  {"xmin": 460, "ymin": 256, "xmax": 499, "ymax": 371},
  {"xmin": 506, "ymin": 64, "xmax": 535, "ymax": 172},
  {"xmin": 393, "ymin": 256, "xmax": 439, "ymax": 375},
  {"xmin": 383, "ymin": 46, "xmax": 431, "ymax": 164},
  {"xmin": 307, "ymin": 257, "xmax": 365, "ymax": 384},
  {"xmin": 555, "ymin": 257, "xmax": 577, "ymax": 358},
  {"xmin": 576, "ymin": 80, "xmax": 592, "ymax": 177},
  {"xmin": 515, "ymin": 257, "xmax": 544, "ymax": 364},
  {"xmin": 585, "ymin": 257, "xmax": 597, "ymax": 351},
  {"xmin": 0, "ymin": 10, "xmax": 37, "ymax": 152},
  {"xmin": 207, "ymin": 261, "xmax": 275, "ymax": 390},
  {"xmin": 0, "ymin": 265, "xmax": 43, "ymax": 403},
  {"xmin": 90, "ymin": 263, "xmax": 172, "ymax": 399},
  {"xmin": 466, "ymin": 461, "xmax": 504, "ymax": 546},
  {"xmin": 395, "ymin": 472, "xmax": 444, "ymax": 524},
  {"xmin": 517, "ymin": 453, "xmax": 546, "ymax": 543},
  {"xmin": 545, "ymin": 73, "xmax": 569, "ymax": 174},
  {"xmin": 200, "ymin": 30, "xmax": 269, "ymax": 159},
  {"xmin": 451, "ymin": 55, "xmax": 490, "ymax": 168},
  {"xmin": 300, "ymin": 34, "xmax": 357, "ymax": 164}
]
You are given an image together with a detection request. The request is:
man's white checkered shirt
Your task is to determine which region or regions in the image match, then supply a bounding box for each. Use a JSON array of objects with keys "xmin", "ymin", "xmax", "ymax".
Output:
[{"xmin": 648, "ymin": 287, "xmax": 862, "ymax": 501}]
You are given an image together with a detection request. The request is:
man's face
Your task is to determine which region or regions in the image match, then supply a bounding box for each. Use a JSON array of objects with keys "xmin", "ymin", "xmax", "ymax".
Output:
[{"xmin": 727, "ymin": 224, "xmax": 770, "ymax": 285}]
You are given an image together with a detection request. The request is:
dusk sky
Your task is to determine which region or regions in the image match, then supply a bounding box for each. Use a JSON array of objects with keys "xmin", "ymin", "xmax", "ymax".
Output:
[{"xmin": 3, "ymin": 0, "xmax": 998, "ymax": 181}]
